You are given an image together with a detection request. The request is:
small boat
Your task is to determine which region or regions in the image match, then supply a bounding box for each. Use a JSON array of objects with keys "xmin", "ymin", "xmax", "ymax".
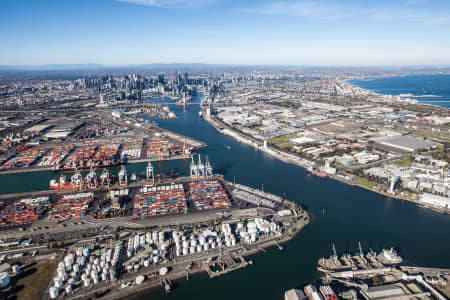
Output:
[{"xmin": 224, "ymin": 145, "xmax": 231, "ymax": 149}]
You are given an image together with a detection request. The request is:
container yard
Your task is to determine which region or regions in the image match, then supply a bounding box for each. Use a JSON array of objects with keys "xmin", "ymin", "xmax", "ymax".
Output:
[
  {"xmin": 0, "ymin": 172, "xmax": 309, "ymax": 300},
  {"xmin": 38, "ymin": 145, "xmax": 74, "ymax": 167},
  {"xmin": 62, "ymin": 142, "xmax": 100, "ymax": 170},
  {"xmin": 0, "ymin": 132, "xmax": 204, "ymax": 175},
  {"xmin": 189, "ymin": 180, "xmax": 231, "ymax": 210},
  {"xmin": 0, "ymin": 196, "xmax": 51, "ymax": 225},
  {"xmin": 48, "ymin": 193, "xmax": 94, "ymax": 221},
  {"xmin": 94, "ymin": 143, "xmax": 121, "ymax": 167},
  {"xmin": 133, "ymin": 184, "xmax": 187, "ymax": 217},
  {"xmin": 120, "ymin": 138, "xmax": 143, "ymax": 160},
  {"xmin": 0, "ymin": 146, "xmax": 47, "ymax": 170},
  {"xmin": 146, "ymin": 137, "xmax": 185, "ymax": 158}
]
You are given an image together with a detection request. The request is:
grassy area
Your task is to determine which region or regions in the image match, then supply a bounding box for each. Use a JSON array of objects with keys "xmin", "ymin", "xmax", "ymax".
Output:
[
  {"xmin": 267, "ymin": 135, "xmax": 297, "ymax": 145},
  {"xmin": 354, "ymin": 177, "xmax": 377, "ymax": 189},
  {"xmin": 388, "ymin": 160, "xmax": 412, "ymax": 167},
  {"xmin": 15, "ymin": 260, "xmax": 57, "ymax": 300},
  {"xmin": 276, "ymin": 142, "xmax": 293, "ymax": 149}
]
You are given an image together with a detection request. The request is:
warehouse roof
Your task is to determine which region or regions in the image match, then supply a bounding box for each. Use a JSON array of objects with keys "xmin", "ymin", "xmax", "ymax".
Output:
[
  {"xmin": 378, "ymin": 135, "xmax": 435, "ymax": 152},
  {"xmin": 285, "ymin": 289, "xmax": 307, "ymax": 300}
]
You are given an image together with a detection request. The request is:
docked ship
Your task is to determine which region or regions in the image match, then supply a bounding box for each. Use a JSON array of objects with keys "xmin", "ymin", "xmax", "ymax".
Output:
[
  {"xmin": 377, "ymin": 248, "xmax": 403, "ymax": 265},
  {"xmin": 318, "ymin": 243, "xmax": 403, "ymax": 273},
  {"xmin": 317, "ymin": 244, "xmax": 351, "ymax": 273},
  {"xmin": 50, "ymin": 175, "xmax": 73, "ymax": 189},
  {"xmin": 307, "ymin": 166, "xmax": 328, "ymax": 178}
]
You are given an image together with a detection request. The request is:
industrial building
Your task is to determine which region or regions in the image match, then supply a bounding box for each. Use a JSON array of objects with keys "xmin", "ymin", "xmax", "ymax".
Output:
[
  {"xmin": 420, "ymin": 193, "xmax": 450, "ymax": 208},
  {"xmin": 284, "ymin": 289, "xmax": 307, "ymax": 300},
  {"xmin": 377, "ymin": 135, "xmax": 436, "ymax": 152},
  {"xmin": 364, "ymin": 284, "xmax": 405, "ymax": 299}
]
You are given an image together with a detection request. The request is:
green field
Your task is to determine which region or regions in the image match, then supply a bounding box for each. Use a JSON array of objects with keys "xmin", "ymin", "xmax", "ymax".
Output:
[
  {"xmin": 268, "ymin": 135, "xmax": 297, "ymax": 145},
  {"xmin": 388, "ymin": 160, "xmax": 412, "ymax": 167},
  {"xmin": 354, "ymin": 177, "xmax": 377, "ymax": 189}
]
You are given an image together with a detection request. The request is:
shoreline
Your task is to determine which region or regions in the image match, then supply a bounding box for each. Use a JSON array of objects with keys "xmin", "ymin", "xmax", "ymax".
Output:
[
  {"xmin": 344, "ymin": 75, "xmax": 450, "ymax": 110},
  {"xmin": 202, "ymin": 115, "xmax": 449, "ymax": 214}
]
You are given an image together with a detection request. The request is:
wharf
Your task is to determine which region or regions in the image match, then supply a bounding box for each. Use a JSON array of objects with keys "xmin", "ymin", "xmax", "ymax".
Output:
[{"xmin": 205, "ymin": 254, "xmax": 249, "ymax": 278}]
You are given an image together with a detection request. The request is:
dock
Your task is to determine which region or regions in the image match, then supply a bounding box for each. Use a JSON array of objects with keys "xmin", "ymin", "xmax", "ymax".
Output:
[{"xmin": 205, "ymin": 254, "xmax": 249, "ymax": 278}]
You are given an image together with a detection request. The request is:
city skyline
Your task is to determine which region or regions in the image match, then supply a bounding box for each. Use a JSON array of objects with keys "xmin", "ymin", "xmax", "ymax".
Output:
[{"xmin": 1, "ymin": 0, "xmax": 450, "ymax": 66}]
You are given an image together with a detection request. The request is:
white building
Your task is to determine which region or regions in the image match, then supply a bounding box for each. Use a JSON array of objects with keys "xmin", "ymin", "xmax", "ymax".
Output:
[{"xmin": 420, "ymin": 193, "xmax": 450, "ymax": 208}]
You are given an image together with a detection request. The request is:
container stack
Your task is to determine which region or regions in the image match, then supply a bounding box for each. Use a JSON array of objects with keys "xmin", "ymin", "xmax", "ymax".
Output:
[
  {"xmin": 0, "ymin": 146, "xmax": 46, "ymax": 170},
  {"xmin": 0, "ymin": 196, "xmax": 51, "ymax": 226},
  {"xmin": 94, "ymin": 143, "xmax": 120, "ymax": 166},
  {"xmin": 62, "ymin": 142, "xmax": 100, "ymax": 169},
  {"xmin": 38, "ymin": 144, "xmax": 74, "ymax": 167},
  {"xmin": 120, "ymin": 138, "xmax": 143, "ymax": 159},
  {"xmin": 146, "ymin": 137, "xmax": 182, "ymax": 158},
  {"xmin": 189, "ymin": 181, "xmax": 231, "ymax": 210},
  {"xmin": 133, "ymin": 184, "xmax": 187, "ymax": 217},
  {"xmin": 48, "ymin": 192, "xmax": 94, "ymax": 220}
]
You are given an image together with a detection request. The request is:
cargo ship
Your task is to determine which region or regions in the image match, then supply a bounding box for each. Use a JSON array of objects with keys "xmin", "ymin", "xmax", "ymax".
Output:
[
  {"xmin": 50, "ymin": 175, "xmax": 73, "ymax": 190},
  {"xmin": 377, "ymin": 247, "xmax": 403, "ymax": 265},
  {"xmin": 318, "ymin": 243, "xmax": 403, "ymax": 273}
]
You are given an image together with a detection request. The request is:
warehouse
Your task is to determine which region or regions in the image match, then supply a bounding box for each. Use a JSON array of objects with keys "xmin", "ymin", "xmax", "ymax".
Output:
[
  {"xmin": 365, "ymin": 284, "xmax": 405, "ymax": 299},
  {"xmin": 377, "ymin": 135, "xmax": 436, "ymax": 152},
  {"xmin": 420, "ymin": 193, "xmax": 450, "ymax": 208},
  {"xmin": 284, "ymin": 289, "xmax": 307, "ymax": 300},
  {"xmin": 289, "ymin": 137, "xmax": 316, "ymax": 145}
]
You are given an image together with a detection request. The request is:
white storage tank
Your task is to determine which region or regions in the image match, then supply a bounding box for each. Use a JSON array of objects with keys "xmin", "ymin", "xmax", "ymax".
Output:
[
  {"xmin": 0, "ymin": 272, "xmax": 10, "ymax": 288},
  {"xmin": 84, "ymin": 278, "xmax": 91, "ymax": 287},
  {"xmin": 159, "ymin": 267, "xmax": 168, "ymax": 276},
  {"xmin": 53, "ymin": 277, "xmax": 63, "ymax": 287},
  {"xmin": 65, "ymin": 284, "xmax": 72, "ymax": 294},
  {"xmin": 136, "ymin": 275, "xmax": 145, "ymax": 285},
  {"xmin": 49, "ymin": 287, "xmax": 59, "ymax": 299}
]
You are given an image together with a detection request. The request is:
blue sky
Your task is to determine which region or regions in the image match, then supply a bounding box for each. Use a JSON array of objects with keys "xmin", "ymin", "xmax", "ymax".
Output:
[{"xmin": 1, "ymin": 0, "xmax": 450, "ymax": 66}]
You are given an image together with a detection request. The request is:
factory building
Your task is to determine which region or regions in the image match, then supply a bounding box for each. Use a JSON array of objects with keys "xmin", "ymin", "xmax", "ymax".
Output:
[
  {"xmin": 420, "ymin": 193, "xmax": 450, "ymax": 208},
  {"xmin": 378, "ymin": 135, "xmax": 436, "ymax": 152}
]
